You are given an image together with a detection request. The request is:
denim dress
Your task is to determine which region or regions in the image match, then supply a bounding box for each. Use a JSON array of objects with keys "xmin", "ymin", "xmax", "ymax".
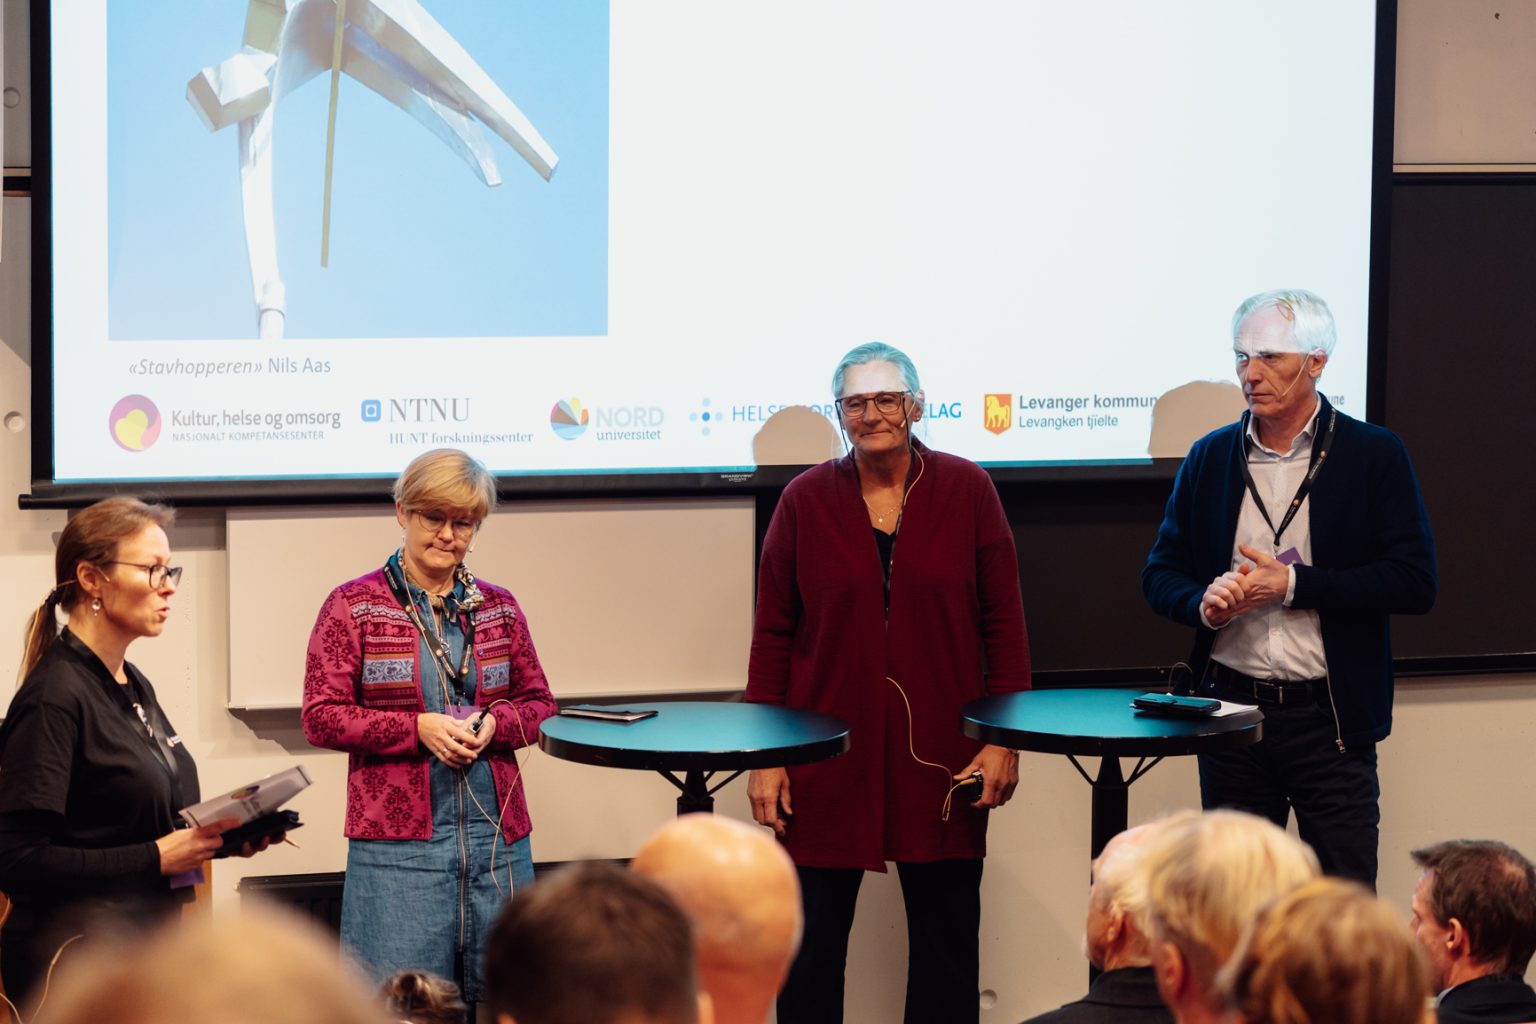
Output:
[{"xmin": 340, "ymin": 558, "xmax": 535, "ymax": 1000}]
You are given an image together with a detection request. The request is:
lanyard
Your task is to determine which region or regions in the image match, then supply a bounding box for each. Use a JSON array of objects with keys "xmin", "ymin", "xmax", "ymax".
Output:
[
  {"xmin": 61, "ymin": 629, "xmax": 182, "ymax": 789},
  {"xmin": 124, "ymin": 672, "xmax": 183, "ymax": 786},
  {"xmin": 1236, "ymin": 407, "xmax": 1337, "ymax": 549},
  {"xmin": 384, "ymin": 559, "xmax": 477, "ymax": 704}
]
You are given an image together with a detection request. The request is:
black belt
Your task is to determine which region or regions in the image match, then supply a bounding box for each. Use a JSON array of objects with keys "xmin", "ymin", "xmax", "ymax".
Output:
[{"xmin": 1207, "ymin": 662, "xmax": 1325, "ymax": 706}]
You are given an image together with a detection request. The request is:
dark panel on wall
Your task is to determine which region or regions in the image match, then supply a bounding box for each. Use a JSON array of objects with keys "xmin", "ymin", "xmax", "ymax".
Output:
[
  {"xmin": 1002, "ymin": 479, "xmax": 1188, "ymax": 683},
  {"xmin": 1383, "ymin": 177, "xmax": 1536, "ymax": 669}
]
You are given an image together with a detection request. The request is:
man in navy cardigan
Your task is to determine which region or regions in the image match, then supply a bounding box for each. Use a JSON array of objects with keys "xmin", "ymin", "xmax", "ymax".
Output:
[{"xmin": 1142, "ymin": 289, "xmax": 1436, "ymax": 888}]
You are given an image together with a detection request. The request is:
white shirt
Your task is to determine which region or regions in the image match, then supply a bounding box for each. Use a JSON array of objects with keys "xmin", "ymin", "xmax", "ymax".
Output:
[{"xmin": 1209, "ymin": 400, "xmax": 1329, "ymax": 681}]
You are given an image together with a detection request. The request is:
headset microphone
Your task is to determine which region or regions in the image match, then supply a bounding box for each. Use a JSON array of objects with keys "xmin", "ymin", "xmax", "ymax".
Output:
[{"xmin": 1274, "ymin": 352, "xmax": 1317, "ymax": 400}]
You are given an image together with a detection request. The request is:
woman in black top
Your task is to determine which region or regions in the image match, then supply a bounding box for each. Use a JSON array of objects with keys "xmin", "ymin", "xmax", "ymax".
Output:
[{"xmin": 0, "ymin": 498, "xmax": 240, "ymax": 1008}]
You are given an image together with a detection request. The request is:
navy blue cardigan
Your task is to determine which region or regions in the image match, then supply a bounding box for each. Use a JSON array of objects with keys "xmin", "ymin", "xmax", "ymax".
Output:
[{"xmin": 1142, "ymin": 397, "xmax": 1436, "ymax": 748}]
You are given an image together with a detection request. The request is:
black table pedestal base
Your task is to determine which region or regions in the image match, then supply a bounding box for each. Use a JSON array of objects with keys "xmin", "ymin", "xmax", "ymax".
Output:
[
  {"xmin": 1066, "ymin": 753, "xmax": 1165, "ymax": 858},
  {"xmin": 661, "ymin": 768, "xmax": 745, "ymax": 816}
]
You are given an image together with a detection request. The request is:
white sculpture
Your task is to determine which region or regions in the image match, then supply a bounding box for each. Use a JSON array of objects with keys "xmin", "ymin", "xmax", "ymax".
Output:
[{"xmin": 188, "ymin": 0, "xmax": 559, "ymax": 339}]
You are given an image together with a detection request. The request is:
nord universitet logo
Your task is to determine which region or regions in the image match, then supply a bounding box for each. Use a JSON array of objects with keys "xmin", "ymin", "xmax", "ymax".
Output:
[
  {"xmin": 109, "ymin": 395, "xmax": 162, "ymax": 451},
  {"xmin": 983, "ymin": 394, "xmax": 1012, "ymax": 435},
  {"xmin": 549, "ymin": 397, "xmax": 589, "ymax": 440}
]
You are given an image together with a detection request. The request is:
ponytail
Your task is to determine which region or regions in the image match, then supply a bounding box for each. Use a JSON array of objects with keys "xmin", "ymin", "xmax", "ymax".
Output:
[{"xmin": 18, "ymin": 583, "xmax": 71, "ymax": 686}]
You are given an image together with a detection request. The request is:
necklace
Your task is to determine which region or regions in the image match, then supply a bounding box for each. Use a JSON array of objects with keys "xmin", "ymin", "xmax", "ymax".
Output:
[
  {"xmin": 859, "ymin": 449, "xmax": 927, "ymax": 528},
  {"xmin": 388, "ymin": 552, "xmax": 477, "ymax": 707},
  {"xmin": 862, "ymin": 497, "xmax": 903, "ymax": 525},
  {"xmin": 400, "ymin": 559, "xmax": 454, "ymax": 603}
]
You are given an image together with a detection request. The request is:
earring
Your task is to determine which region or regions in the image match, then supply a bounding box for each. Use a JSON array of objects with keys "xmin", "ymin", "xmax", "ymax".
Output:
[{"xmin": 91, "ymin": 597, "xmax": 102, "ymax": 613}]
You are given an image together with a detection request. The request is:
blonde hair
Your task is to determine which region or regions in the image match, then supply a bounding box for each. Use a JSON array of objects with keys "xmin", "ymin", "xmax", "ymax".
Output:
[
  {"xmin": 1094, "ymin": 814, "xmax": 1192, "ymax": 941},
  {"xmin": 393, "ymin": 449, "xmax": 497, "ymax": 522},
  {"xmin": 18, "ymin": 497, "xmax": 175, "ymax": 684},
  {"xmin": 1218, "ymin": 877, "xmax": 1434, "ymax": 1024},
  {"xmin": 38, "ymin": 905, "xmax": 389, "ymax": 1024},
  {"xmin": 380, "ymin": 970, "xmax": 467, "ymax": 1024},
  {"xmin": 1139, "ymin": 810, "xmax": 1320, "ymax": 991}
]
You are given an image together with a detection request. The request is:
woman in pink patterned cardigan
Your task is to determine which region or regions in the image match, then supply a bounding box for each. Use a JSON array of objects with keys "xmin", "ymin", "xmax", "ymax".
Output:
[{"xmin": 302, "ymin": 449, "xmax": 556, "ymax": 1008}]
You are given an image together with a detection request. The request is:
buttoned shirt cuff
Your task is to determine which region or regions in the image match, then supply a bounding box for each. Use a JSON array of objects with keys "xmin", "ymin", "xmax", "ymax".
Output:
[{"xmin": 1283, "ymin": 565, "xmax": 1297, "ymax": 607}]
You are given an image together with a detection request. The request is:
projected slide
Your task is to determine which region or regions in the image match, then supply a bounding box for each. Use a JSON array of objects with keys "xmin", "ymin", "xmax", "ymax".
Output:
[{"xmin": 44, "ymin": 1, "xmax": 1381, "ymax": 489}]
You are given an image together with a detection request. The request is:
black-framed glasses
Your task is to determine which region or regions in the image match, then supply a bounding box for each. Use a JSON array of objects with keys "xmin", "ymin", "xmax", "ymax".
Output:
[
  {"xmin": 412, "ymin": 510, "xmax": 479, "ymax": 539},
  {"xmin": 102, "ymin": 561, "xmax": 183, "ymax": 588},
  {"xmin": 836, "ymin": 391, "xmax": 911, "ymax": 418}
]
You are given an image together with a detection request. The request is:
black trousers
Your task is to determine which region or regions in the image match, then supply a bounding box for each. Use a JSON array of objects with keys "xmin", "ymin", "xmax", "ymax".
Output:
[
  {"xmin": 777, "ymin": 859, "xmax": 983, "ymax": 1024},
  {"xmin": 1197, "ymin": 696, "xmax": 1380, "ymax": 889}
]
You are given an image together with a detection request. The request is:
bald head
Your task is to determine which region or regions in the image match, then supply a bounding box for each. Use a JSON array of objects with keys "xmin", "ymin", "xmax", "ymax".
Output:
[{"xmin": 632, "ymin": 815, "xmax": 801, "ymax": 1023}]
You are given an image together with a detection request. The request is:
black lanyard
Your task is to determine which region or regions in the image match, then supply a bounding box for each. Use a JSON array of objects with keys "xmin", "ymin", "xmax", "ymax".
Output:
[
  {"xmin": 384, "ymin": 560, "xmax": 477, "ymax": 704},
  {"xmin": 62, "ymin": 630, "xmax": 182, "ymax": 790},
  {"xmin": 1236, "ymin": 407, "xmax": 1337, "ymax": 549}
]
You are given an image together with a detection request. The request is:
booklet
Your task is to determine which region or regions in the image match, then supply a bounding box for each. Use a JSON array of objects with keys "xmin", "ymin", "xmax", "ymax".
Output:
[
  {"xmin": 180, "ymin": 765, "xmax": 313, "ymax": 828},
  {"xmin": 560, "ymin": 704, "xmax": 659, "ymax": 723}
]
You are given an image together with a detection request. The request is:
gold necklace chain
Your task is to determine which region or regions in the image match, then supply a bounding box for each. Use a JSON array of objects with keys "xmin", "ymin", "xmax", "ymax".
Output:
[
  {"xmin": 861, "ymin": 496, "xmax": 903, "ymax": 525},
  {"xmin": 859, "ymin": 449, "xmax": 926, "ymax": 526}
]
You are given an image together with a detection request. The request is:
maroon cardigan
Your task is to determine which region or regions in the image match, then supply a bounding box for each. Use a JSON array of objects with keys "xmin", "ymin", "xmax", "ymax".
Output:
[
  {"xmin": 746, "ymin": 444, "xmax": 1031, "ymax": 869},
  {"xmin": 301, "ymin": 568, "xmax": 557, "ymax": 843}
]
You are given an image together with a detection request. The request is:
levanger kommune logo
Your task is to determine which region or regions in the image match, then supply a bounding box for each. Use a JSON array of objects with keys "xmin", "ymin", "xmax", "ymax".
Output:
[
  {"xmin": 984, "ymin": 394, "xmax": 1012, "ymax": 435},
  {"xmin": 109, "ymin": 395, "xmax": 162, "ymax": 452},
  {"xmin": 549, "ymin": 397, "xmax": 589, "ymax": 440}
]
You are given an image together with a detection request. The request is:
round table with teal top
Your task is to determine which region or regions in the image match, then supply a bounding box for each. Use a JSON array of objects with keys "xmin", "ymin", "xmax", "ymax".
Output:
[
  {"xmin": 961, "ymin": 687, "xmax": 1264, "ymax": 858},
  {"xmin": 539, "ymin": 701, "xmax": 851, "ymax": 816}
]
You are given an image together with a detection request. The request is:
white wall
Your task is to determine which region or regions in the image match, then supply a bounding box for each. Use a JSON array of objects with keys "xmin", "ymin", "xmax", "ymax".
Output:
[
  {"xmin": 5, "ymin": 1, "xmax": 1535, "ymax": 1018},
  {"xmin": 1395, "ymin": 0, "xmax": 1536, "ymax": 169}
]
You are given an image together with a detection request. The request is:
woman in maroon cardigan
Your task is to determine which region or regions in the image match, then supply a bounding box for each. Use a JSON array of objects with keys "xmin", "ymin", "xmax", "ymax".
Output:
[{"xmin": 746, "ymin": 342, "xmax": 1031, "ymax": 1024}]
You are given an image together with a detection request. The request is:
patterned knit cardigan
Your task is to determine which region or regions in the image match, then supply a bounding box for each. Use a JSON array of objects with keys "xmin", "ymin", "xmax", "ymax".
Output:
[{"xmin": 301, "ymin": 567, "xmax": 557, "ymax": 843}]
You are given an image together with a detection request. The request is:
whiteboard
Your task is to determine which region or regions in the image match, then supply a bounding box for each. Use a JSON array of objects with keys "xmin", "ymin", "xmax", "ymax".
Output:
[{"xmin": 226, "ymin": 499, "xmax": 754, "ymax": 709}]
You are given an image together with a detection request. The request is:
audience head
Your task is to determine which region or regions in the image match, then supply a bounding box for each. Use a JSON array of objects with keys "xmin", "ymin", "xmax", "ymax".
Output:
[
  {"xmin": 485, "ymin": 862, "xmax": 710, "ymax": 1024},
  {"xmin": 19, "ymin": 496, "xmax": 176, "ymax": 683},
  {"xmin": 632, "ymin": 814, "xmax": 802, "ymax": 1024},
  {"xmin": 38, "ymin": 905, "xmax": 389, "ymax": 1024},
  {"xmin": 1138, "ymin": 810, "xmax": 1320, "ymax": 1022},
  {"xmin": 1083, "ymin": 821, "xmax": 1166, "ymax": 971},
  {"xmin": 1218, "ymin": 876, "xmax": 1434, "ymax": 1024},
  {"xmin": 381, "ymin": 970, "xmax": 467, "ymax": 1024},
  {"xmin": 1410, "ymin": 839, "xmax": 1536, "ymax": 990}
]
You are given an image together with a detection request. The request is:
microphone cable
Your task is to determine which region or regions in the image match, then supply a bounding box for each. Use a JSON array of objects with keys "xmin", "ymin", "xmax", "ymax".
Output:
[
  {"xmin": 0, "ymin": 933, "xmax": 84, "ymax": 1024},
  {"xmin": 884, "ymin": 675, "xmax": 979, "ymax": 822}
]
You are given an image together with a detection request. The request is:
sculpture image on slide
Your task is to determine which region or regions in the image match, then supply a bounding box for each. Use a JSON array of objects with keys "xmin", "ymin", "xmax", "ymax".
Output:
[{"xmin": 186, "ymin": 0, "xmax": 560, "ymax": 340}]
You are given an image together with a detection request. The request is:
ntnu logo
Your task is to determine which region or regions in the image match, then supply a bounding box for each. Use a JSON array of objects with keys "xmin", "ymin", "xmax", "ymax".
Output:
[{"xmin": 387, "ymin": 398, "xmax": 471, "ymax": 423}]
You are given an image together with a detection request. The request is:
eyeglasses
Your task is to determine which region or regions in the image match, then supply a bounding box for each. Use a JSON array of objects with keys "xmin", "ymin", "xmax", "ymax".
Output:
[
  {"xmin": 836, "ymin": 391, "xmax": 911, "ymax": 418},
  {"xmin": 102, "ymin": 561, "xmax": 184, "ymax": 589},
  {"xmin": 1234, "ymin": 348, "xmax": 1318, "ymax": 364},
  {"xmin": 412, "ymin": 510, "xmax": 479, "ymax": 539}
]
